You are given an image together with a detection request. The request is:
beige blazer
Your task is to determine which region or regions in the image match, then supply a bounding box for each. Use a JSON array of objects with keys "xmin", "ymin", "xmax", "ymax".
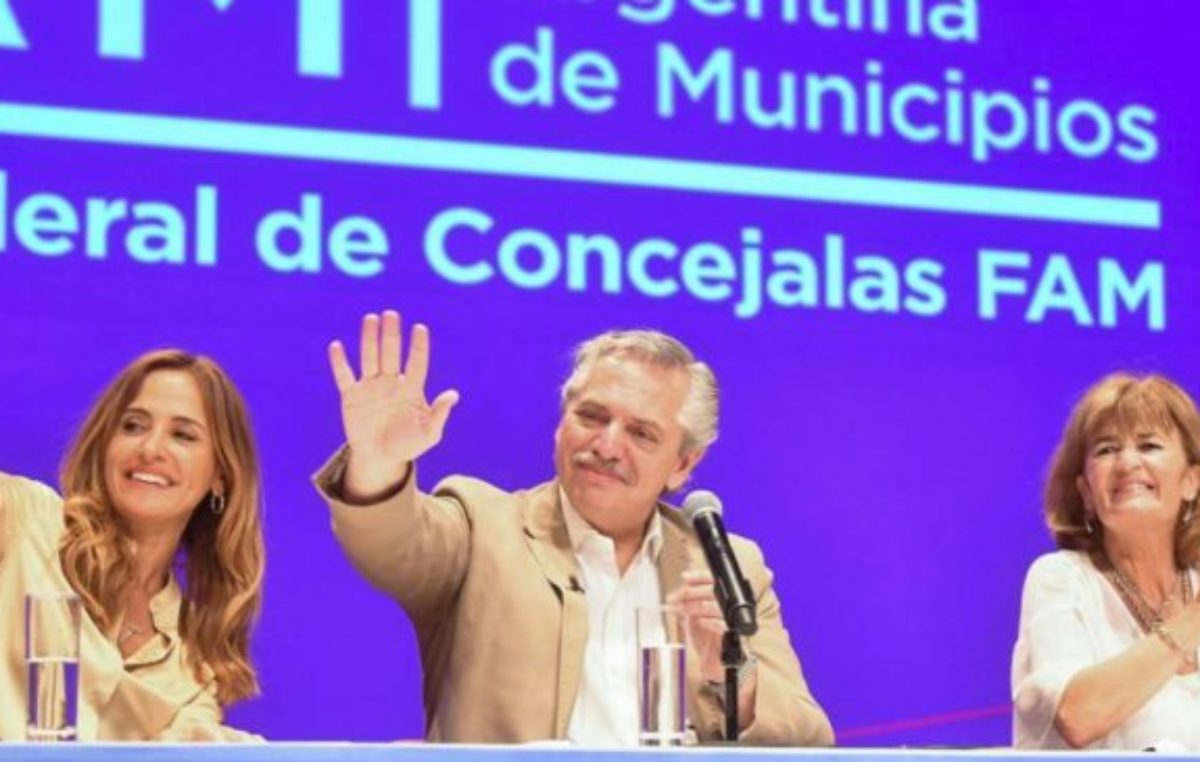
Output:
[
  {"xmin": 318, "ymin": 456, "xmax": 834, "ymax": 745},
  {"xmin": 0, "ymin": 473, "xmax": 225, "ymax": 741}
]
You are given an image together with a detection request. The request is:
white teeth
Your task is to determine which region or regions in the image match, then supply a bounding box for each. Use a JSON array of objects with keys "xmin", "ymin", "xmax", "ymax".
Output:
[
  {"xmin": 1115, "ymin": 483, "xmax": 1151, "ymax": 496},
  {"xmin": 130, "ymin": 472, "xmax": 170, "ymax": 486}
]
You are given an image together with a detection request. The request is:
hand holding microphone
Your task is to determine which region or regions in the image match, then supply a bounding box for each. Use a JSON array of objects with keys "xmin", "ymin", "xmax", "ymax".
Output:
[{"xmin": 681, "ymin": 489, "xmax": 760, "ymax": 737}]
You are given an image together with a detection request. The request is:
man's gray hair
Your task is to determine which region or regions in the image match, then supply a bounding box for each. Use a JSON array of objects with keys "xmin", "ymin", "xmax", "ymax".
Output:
[{"xmin": 560, "ymin": 329, "xmax": 719, "ymax": 453}]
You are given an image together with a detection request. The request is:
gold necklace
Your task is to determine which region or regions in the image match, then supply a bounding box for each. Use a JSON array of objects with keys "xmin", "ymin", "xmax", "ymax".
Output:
[
  {"xmin": 1105, "ymin": 566, "xmax": 1197, "ymax": 670},
  {"xmin": 1107, "ymin": 567, "xmax": 1183, "ymax": 621}
]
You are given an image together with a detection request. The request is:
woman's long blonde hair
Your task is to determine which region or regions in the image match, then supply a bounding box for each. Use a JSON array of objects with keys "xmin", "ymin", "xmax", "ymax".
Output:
[{"xmin": 58, "ymin": 350, "xmax": 264, "ymax": 704}]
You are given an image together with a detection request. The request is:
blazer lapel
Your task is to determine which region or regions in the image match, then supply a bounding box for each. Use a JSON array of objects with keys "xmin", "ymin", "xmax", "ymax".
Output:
[
  {"xmin": 522, "ymin": 483, "xmax": 587, "ymax": 738},
  {"xmin": 657, "ymin": 507, "xmax": 694, "ymax": 602}
]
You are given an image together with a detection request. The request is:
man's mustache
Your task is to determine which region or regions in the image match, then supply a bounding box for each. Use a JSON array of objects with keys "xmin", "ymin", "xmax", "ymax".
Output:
[{"xmin": 571, "ymin": 451, "xmax": 633, "ymax": 484}]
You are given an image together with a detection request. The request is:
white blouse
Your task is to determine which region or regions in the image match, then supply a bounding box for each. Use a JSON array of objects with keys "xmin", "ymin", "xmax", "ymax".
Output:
[{"xmin": 1012, "ymin": 550, "xmax": 1200, "ymax": 751}]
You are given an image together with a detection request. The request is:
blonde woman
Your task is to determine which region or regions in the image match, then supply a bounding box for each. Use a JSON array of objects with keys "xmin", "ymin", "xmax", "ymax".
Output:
[{"xmin": 0, "ymin": 350, "xmax": 264, "ymax": 741}]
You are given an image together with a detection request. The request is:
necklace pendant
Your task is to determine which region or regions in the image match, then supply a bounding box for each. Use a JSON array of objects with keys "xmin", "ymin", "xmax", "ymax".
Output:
[{"xmin": 117, "ymin": 623, "xmax": 142, "ymax": 646}]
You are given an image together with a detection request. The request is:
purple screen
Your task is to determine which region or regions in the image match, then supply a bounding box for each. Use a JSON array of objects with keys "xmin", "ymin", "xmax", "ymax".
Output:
[{"xmin": 1, "ymin": 0, "xmax": 1194, "ymax": 746}]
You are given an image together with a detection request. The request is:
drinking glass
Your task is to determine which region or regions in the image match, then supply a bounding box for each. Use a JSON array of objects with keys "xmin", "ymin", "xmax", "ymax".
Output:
[
  {"xmin": 25, "ymin": 593, "xmax": 82, "ymax": 742},
  {"xmin": 636, "ymin": 604, "xmax": 688, "ymax": 746}
]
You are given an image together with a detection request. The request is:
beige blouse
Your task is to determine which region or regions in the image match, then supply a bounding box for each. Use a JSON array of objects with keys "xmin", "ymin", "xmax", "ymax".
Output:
[{"xmin": 0, "ymin": 472, "xmax": 228, "ymax": 741}]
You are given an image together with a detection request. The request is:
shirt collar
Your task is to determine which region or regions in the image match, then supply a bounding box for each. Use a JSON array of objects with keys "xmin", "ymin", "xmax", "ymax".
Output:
[
  {"xmin": 124, "ymin": 571, "xmax": 183, "ymax": 668},
  {"xmin": 148, "ymin": 570, "xmax": 183, "ymax": 631},
  {"xmin": 559, "ymin": 486, "xmax": 664, "ymax": 563}
]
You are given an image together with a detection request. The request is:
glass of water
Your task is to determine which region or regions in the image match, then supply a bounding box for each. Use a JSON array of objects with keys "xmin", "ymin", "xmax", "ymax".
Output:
[
  {"xmin": 636, "ymin": 604, "xmax": 688, "ymax": 746},
  {"xmin": 25, "ymin": 593, "xmax": 82, "ymax": 742}
]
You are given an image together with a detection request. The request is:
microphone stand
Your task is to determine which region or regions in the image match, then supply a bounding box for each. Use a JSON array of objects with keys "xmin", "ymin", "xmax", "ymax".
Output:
[{"xmin": 721, "ymin": 630, "xmax": 745, "ymax": 742}]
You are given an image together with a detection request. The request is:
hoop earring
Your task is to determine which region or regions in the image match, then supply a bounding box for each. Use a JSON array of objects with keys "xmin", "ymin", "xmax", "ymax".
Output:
[
  {"xmin": 210, "ymin": 492, "xmax": 226, "ymax": 515},
  {"xmin": 1084, "ymin": 514, "xmax": 1096, "ymax": 535}
]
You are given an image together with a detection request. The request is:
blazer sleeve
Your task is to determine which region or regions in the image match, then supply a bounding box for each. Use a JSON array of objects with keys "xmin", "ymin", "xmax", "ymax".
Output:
[{"xmin": 313, "ymin": 448, "xmax": 471, "ymax": 620}]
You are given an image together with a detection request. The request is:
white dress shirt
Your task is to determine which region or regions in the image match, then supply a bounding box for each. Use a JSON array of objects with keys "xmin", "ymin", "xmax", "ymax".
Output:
[
  {"xmin": 1012, "ymin": 550, "xmax": 1200, "ymax": 751},
  {"xmin": 561, "ymin": 490, "xmax": 665, "ymax": 746}
]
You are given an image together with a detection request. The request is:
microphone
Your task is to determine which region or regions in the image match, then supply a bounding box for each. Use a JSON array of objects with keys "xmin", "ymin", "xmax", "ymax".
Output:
[{"xmin": 682, "ymin": 490, "xmax": 757, "ymax": 636}]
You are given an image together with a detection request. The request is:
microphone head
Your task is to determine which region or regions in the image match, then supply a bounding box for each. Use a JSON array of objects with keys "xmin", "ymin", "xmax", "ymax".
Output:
[{"xmin": 682, "ymin": 489, "xmax": 723, "ymax": 524}]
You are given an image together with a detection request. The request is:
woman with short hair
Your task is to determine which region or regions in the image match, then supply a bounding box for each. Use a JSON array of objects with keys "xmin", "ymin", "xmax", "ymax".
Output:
[{"xmin": 1013, "ymin": 373, "xmax": 1200, "ymax": 751}]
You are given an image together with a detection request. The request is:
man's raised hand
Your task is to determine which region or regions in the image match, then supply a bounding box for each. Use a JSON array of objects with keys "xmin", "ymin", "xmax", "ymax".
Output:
[{"xmin": 328, "ymin": 311, "xmax": 459, "ymax": 499}]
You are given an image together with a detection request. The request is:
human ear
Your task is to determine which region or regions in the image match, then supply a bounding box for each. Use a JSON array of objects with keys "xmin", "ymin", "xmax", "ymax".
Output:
[
  {"xmin": 1182, "ymin": 464, "xmax": 1200, "ymax": 503},
  {"xmin": 666, "ymin": 449, "xmax": 704, "ymax": 492}
]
